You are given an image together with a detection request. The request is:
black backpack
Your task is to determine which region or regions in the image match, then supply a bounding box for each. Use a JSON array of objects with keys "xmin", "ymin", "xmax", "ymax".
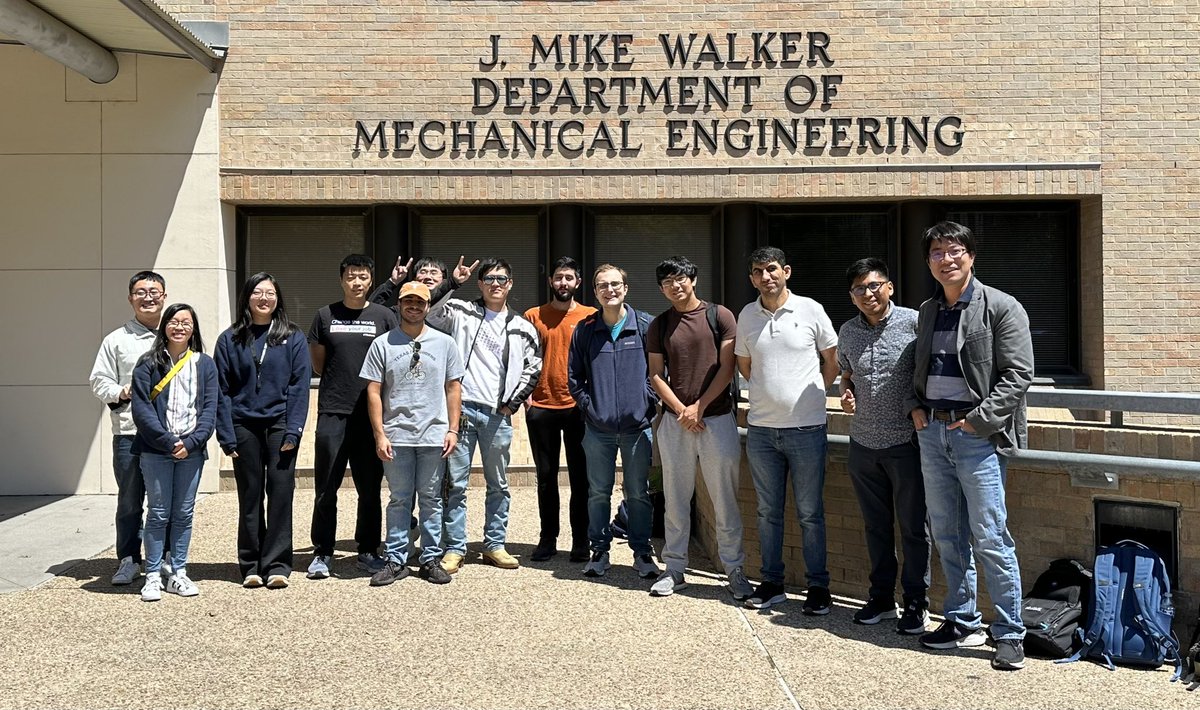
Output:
[
  {"xmin": 1022, "ymin": 558, "xmax": 1092, "ymax": 658},
  {"xmin": 1182, "ymin": 605, "xmax": 1200, "ymax": 690}
]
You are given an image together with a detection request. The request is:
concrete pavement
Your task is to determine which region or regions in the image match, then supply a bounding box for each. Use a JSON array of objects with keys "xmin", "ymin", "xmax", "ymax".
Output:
[{"xmin": 0, "ymin": 488, "xmax": 1192, "ymax": 709}]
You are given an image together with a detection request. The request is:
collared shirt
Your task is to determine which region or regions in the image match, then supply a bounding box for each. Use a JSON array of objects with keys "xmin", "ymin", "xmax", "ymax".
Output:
[
  {"xmin": 735, "ymin": 291, "xmax": 836, "ymax": 428},
  {"xmin": 837, "ymin": 304, "xmax": 919, "ymax": 449},
  {"xmin": 925, "ymin": 279, "xmax": 977, "ymax": 410}
]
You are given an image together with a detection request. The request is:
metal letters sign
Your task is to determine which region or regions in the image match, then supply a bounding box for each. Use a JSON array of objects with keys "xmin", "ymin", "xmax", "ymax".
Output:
[{"xmin": 353, "ymin": 32, "xmax": 965, "ymax": 159}]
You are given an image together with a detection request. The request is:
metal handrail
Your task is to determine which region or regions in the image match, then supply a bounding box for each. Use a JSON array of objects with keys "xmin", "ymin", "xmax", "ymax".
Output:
[{"xmin": 1025, "ymin": 387, "xmax": 1200, "ymax": 426}]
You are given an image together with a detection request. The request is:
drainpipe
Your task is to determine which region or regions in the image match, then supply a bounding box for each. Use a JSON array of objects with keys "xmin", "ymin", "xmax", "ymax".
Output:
[{"xmin": 0, "ymin": 0, "xmax": 119, "ymax": 83}]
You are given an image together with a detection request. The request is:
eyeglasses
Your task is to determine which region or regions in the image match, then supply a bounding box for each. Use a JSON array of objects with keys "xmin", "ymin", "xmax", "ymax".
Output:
[
  {"xmin": 659, "ymin": 275, "xmax": 691, "ymax": 288},
  {"xmin": 131, "ymin": 289, "xmax": 163, "ymax": 299},
  {"xmin": 850, "ymin": 281, "xmax": 889, "ymax": 297},
  {"xmin": 929, "ymin": 247, "xmax": 969, "ymax": 262},
  {"xmin": 481, "ymin": 274, "xmax": 511, "ymax": 285},
  {"xmin": 595, "ymin": 280, "xmax": 625, "ymax": 292},
  {"xmin": 409, "ymin": 340, "xmax": 422, "ymax": 371},
  {"xmin": 165, "ymin": 320, "xmax": 194, "ymax": 331},
  {"xmin": 250, "ymin": 290, "xmax": 278, "ymax": 300}
]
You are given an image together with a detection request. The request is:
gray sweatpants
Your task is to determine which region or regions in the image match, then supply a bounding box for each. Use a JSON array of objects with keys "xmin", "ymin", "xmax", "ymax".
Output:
[{"xmin": 658, "ymin": 412, "xmax": 746, "ymax": 575}]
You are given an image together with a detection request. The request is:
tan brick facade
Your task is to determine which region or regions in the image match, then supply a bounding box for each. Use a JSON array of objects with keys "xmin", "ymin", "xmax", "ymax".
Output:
[{"xmin": 158, "ymin": 0, "xmax": 1200, "ymax": 401}]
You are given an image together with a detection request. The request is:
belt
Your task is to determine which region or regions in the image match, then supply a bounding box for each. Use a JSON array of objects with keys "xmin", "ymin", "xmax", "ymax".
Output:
[{"xmin": 930, "ymin": 408, "xmax": 967, "ymax": 422}]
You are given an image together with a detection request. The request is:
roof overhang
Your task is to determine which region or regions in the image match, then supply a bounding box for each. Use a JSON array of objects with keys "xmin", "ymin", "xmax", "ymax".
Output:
[{"xmin": 0, "ymin": 0, "xmax": 225, "ymax": 78}]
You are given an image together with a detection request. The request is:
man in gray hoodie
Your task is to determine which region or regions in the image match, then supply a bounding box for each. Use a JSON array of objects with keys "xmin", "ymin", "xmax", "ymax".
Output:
[{"xmin": 89, "ymin": 270, "xmax": 167, "ymax": 586}]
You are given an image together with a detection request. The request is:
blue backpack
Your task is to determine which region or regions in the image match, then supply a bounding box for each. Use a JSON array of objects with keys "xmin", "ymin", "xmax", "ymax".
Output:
[{"xmin": 1059, "ymin": 540, "xmax": 1182, "ymax": 680}]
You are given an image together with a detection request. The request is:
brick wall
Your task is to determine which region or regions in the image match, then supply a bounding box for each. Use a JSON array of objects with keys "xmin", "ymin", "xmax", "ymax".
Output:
[{"xmin": 154, "ymin": 0, "xmax": 1200, "ymax": 400}]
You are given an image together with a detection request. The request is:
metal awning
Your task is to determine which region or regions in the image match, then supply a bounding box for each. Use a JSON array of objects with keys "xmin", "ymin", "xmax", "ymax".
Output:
[{"xmin": 0, "ymin": 0, "xmax": 225, "ymax": 80}]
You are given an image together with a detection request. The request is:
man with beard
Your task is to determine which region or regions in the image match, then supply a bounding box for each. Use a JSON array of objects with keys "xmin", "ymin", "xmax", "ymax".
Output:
[{"xmin": 523, "ymin": 257, "xmax": 596, "ymax": 562}]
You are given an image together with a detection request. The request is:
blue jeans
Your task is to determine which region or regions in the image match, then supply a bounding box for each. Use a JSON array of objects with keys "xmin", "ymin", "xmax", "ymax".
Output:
[
  {"xmin": 444, "ymin": 402, "xmax": 513, "ymax": 554},
  {"xmin": 582, "ymin": 424, "xmax": 653, "ymax": 557},
  {"xmin": 140, "ymin": 451, "xmax": 204, "ymax": 574},
  {"xmin": 746, "ymin": 424, "xmax": 829, "ymax": 587},
  {"xmin": 112, "ymin": 436, "xmax": 145, "ymax": 562},
  {"xmin": 383, "ymin": 446, "xmax": 445, "ymax": 566},
  {"xmin": 918, "ymin": 420, "xmax": 1024, "ymax": 641}
]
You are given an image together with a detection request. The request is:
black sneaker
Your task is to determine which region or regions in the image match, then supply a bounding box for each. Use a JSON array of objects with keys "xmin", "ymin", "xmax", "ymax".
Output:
[
  {"xmin": 802, "ymin": 586, "xmax": 832, "ymax": 616},
  {"xmin": 897, "ymin": 600, "xmax": 930, "ymax": 635},
  {"xmin": 991, "ymin": 639, "xmax": 1025, "ymax": 670},
  {"xmin": 369, "ymin": 561, "xmax": 409, "ymax": 587},
  {"xmin": 418, "ymin": 560, "xmax": 452, "ymax": 585},
  {"xmin": 744, "ymin": 581, "xmax": 787, "ymax": 610},
  {"xmin": 530, "ymin": 538, "xmax": 557, "ymax": 562},
  {"xmin": 920, "ymin": 619, "xmax": 987, "ymax": 649},
  {"xmin": 853, "ymin": 597, "xmax": 898, "ymax": 625},
  {"xmin": 569, "ymin": 541, "xmax": 590, "ymax": 563}
]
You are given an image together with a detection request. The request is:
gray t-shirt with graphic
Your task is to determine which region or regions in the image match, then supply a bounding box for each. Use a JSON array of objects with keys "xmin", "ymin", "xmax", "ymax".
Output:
[{"xmin": 360, "ymin": 326, "xmax": 464, "ymax": 447}]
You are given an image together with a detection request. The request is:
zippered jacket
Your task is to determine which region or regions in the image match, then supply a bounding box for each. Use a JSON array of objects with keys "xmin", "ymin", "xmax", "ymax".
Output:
[
  {"xmin": 427, "ymin": 290, "xmax": 542, "ymax": 412},
  {"xmin": 567, "ymin": 307, "xmax": 658, "ymax": 434}
]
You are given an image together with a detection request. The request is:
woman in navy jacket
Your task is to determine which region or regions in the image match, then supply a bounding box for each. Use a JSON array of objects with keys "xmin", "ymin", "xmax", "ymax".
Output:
[
  {"xmin": 131, "ymin": 303, "xmax": 218, "ymax": 602},
  {"xmin": 215, "ymin": 273, "xmax": 311, "ymax": 589}
]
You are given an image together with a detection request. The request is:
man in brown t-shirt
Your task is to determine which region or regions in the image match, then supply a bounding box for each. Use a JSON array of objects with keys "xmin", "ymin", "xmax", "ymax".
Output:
[
  {"xmin": 523, "ymin": 256, "xmax": 597, "ymax": 563},
  {"xmin": 646, "ymin": 256, "xmax": 751, "ymax": 601}
]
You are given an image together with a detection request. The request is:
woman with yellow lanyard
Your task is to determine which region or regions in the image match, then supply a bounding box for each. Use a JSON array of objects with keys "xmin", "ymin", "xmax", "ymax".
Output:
[{"xmin": 130, "ymin": 303, "xmax": 218, "ymax": 602}]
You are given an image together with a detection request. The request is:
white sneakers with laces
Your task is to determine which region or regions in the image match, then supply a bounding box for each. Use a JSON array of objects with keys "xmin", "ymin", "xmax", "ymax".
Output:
[{"xmin": 166, "ymin": 569, "xmax": 200, "ymax": 597}]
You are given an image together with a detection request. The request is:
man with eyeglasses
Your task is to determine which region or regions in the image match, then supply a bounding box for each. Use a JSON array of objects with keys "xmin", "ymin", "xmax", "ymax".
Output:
[
  {"xmin": 836, "ymin": 258, "xmax": 931, "ymax": 634},
  {"xmin": 904, "ymin": 221, "xmax": 1034, "ymax": 671},
  {"xmin": 306, "ymin": 254, "xmax": 400, "ymax": 579},
  {"xmin": 523, "ymin": 256, "xmax": 596, "ymax": 563},
  {"xmin": 567, "ymin": 264, "xmax": 659, "ymax": 581},
  {"xmin": 370, "ymin": 256, "xmax": 449, "ymax": 308},
  {"xmin": 90, "ymin": 270, "xmax": 169, "ymax": 586},
  {"xmin": 360, "ymin": 281, "xmax": 463, "ymax": 586},
  {"xmin": 428, "ymin": 258, "xmax": 542, "ymax": 572},
  {"xmin": 735, "ymin": 247, "xmax": 838, "ymax": 614},
  {"xmin": 645, "ymin": 256, "xmax": 750, "ymax": 600}
]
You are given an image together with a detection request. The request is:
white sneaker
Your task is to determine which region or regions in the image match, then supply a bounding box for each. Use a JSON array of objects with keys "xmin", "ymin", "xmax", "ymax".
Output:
[
  {"xmin": 266, "ymin": 574, "xmax": 289, "ymax": 589},
  {"xmin": 242, "ymin": 574, "xmax": 264, "ymax": 589},
  {"xmin": 650, "ymin": 569, "xmax": 688, "ymax": 597},
  {"xmin": 582, "ymin": 551, "xmax": 610, "ymax": 578},
  {"xmin": 166, "ymin": 570, "xmax": 200, "ymax": 597},
  {"xmin": 727, "ymin": 567, "xmax": 754, "ymax": 601},
  {"xmin": 111, "ymin": 556, "xmax": 140, "ymax": 586},
  {"xmin": 307, "ymin": 555, "xmax": 332, "ymax": 579},
  {"xmin": 140, "ymin": 575, "xmax": 163, "ymax": 602},
  {"xmin": 632, "ymin": 553, "xmax": 661, "ymax": 579}
]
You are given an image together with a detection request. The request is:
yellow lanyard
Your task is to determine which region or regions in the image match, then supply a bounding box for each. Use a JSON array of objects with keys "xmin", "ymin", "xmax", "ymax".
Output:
[{"xmin": 150, "ymin": 350, "xmax": 194, "ymax": 401}]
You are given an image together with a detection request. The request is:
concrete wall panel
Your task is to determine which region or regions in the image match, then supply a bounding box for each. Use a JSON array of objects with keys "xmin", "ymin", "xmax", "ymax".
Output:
[{"xmin": 0, "ymin": 155, "xmax": 102, "ymax": 270}]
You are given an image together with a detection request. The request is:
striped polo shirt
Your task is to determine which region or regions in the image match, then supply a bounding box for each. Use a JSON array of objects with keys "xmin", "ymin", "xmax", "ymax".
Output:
[{"xmin": 925, "ymin": 280, "xmax": 977, "ymax": 411}]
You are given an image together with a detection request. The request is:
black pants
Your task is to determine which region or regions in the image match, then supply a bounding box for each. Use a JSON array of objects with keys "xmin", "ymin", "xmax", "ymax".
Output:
[
  {"xmin": 525, "ymin": 405, "xmax": 589, "ymax": 546},
  {"xmin": 232, "ymin": 419, "xmax": 296, "ymax": 578},
  {"xmin": 310, "ymin": 408, "xmax": 384, "ymax": 556},
  {"xmin": 846, "ymin": 438, "xmax": 932, "ymax": 604}
]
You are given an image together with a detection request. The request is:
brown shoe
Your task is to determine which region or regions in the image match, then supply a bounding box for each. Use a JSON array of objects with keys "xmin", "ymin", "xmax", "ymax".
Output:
[
  {"xmin": 440, "ymin": 552, "xmax": 464, "ymax": 575},
  {"xmin": 481, "ymin": 548, "xmax": 520, "ymax": 570}
]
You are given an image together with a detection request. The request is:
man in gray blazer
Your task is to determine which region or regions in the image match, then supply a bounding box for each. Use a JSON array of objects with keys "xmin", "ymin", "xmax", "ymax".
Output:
[{"xmin": 904, "ymin": 221, "xmax": 1034, "ymax": 672}]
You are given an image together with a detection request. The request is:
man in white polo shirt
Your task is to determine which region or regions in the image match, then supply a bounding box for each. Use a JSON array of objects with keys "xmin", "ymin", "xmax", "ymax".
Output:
[{"xmin": 735, "ymin": 247, "xmax": 838, "ymax": 614}]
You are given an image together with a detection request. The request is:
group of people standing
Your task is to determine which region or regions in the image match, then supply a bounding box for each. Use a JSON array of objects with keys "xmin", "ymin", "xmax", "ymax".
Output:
[{"xmin": 89, "ymin": 219, "xmax": 1034, "ymax": 672}]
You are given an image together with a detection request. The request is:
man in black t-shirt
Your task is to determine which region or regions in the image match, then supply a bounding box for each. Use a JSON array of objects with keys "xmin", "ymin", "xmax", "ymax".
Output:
[{"xmin": 307, "ymin": 254, "xmax": 400, "ymax": 578}]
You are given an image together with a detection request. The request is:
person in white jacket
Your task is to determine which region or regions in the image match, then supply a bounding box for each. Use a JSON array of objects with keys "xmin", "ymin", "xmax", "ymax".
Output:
[
  {"xmin": 89, "ymin": 270, "xmax": 168, "ymax": 586},
  {"xmin": 428, "ymin": 257, "xmax": 542, "ymax": 573}
]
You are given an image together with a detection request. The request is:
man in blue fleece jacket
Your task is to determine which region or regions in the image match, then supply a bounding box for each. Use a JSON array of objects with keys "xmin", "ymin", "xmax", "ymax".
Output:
[{"xmin": 567, "ymin": 263, "xmax": 661, "ymax": 582}]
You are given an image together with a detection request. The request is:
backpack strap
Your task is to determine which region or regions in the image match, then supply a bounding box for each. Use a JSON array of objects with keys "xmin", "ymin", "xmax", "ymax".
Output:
[
  {"xmin": 1130, "ymin": 553, "xmax": 1184, "ymax": 681},
  {"xmin": 1060, "ymin": 549, "xmax": 1118, "ymax": 669}
]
